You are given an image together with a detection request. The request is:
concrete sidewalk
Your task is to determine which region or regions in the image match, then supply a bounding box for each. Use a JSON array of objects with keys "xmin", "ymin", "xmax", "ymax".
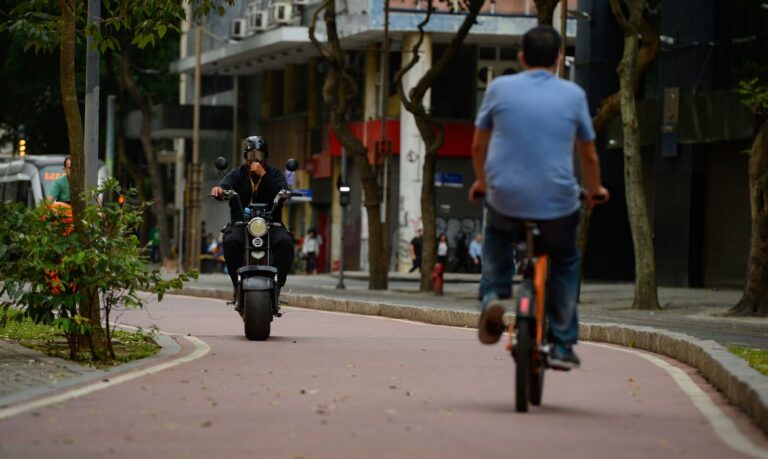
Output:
[{"xmin": 178, "ymin": 271, "xmax": 768, "ymax": 434}]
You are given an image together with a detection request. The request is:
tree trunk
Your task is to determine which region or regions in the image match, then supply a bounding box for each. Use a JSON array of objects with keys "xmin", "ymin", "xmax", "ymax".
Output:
[
  {"xmin": 534, "ymin": 0, "xmax": 559, "ymax": 25},
  {"xmin": 58, "ymin": 0, "xmax": 108, "ymax": 360},
  {"xmin": 394, "ymin": 0, "xmax": 484, "ymax": 291},
  {"xmin": 121, "ymin": 55, "xmax": 172, "ymax": 263},
  {"xmin": 613, "ymin": 6, "xmax": 660, "ymax": 310},
  {"xmin": 729, "ymin": 119, "xmax": 768, "ymax": 316},
  {"xmin": 334, "ymin": 122, "xmax": 388, "ymax": 290},
  {"xmin": 310, "ymin": 0, "xmax": 389, "ymax": 289},
  {"xmin": 577, "ymin": 16, "xmax": 660, "ymax": 301},
  {"xmin": 416, "ymin": 119, "xmax": 439, "ymax": 291}
]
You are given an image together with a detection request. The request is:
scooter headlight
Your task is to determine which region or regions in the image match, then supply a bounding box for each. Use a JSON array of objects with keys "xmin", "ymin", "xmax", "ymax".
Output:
[{"xmin": 247, "ymin": 217, "xmax": 268, "ymax": 237}]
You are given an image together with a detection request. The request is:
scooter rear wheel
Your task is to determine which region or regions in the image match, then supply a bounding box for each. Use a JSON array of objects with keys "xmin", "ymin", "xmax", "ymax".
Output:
[{"xmin": 243, "ymin": 290, "xmax": 272, "ymax": 340}]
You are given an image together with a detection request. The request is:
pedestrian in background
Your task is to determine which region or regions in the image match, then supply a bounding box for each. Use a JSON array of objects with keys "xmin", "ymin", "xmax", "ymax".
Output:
[
  {"xmin": 149, "ymin": 226, "xmax": 160, "ymax": 263},
  {"xmin": 409, "ymin": 228, "xmax": 423, "ymax": 273},
  {"xmin": 453, "ymin": 231, "xmax": 471, "ymax": 273},
  {"xmin": 48, "ymin": 156, "xmax": 71, "ymax": 203},
  {"xmin": 436, "ymin": 233, "xmax": 449, "ymax": 267},
  {"xmin": 302, "ymin": 228, "xmax": 322, "ymax": 274},
  {"xmin": 469, "ymin": 233, "xmax": 483, "ymax": 273}
]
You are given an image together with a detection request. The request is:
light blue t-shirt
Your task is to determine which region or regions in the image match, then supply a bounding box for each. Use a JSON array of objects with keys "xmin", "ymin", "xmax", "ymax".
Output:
[{"xmin": 475, "ymin": 70, "xmax": 595, "ymax": 220}]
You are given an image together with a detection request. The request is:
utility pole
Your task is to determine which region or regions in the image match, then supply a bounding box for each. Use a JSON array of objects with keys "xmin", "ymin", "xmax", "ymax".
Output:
[
  {"xmin": 380, "ymin": 0, "xmax": 392, "ymax": 272},
  {"xmin": 185, "ymin": 23, "xmax": 203, "ymax": 271},
  {"xmin": 558, "ymin": 0, "xmax": 567, "ymax": 79},
  {"xmin": 105, "ymin": 95, "xmax": 116, "ymax": 177},
  {"xmin": 337, "ymin": 148, "xmax": 348, "ymax": 290},
  {"xmin": 84, "ymin": 0, "xmax": 100, "ymax": 189}
]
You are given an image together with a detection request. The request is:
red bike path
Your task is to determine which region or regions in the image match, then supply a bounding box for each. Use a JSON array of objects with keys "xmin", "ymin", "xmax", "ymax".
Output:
[{"xmin": 0, "ymin": 294, "xmax": 767, "ymax": 458}]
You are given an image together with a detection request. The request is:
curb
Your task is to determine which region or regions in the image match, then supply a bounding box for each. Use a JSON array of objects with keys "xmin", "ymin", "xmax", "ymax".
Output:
[
  {"xmin": 580, "ymin": 323, "xmax": 768, "ymax": 435},
  {"xmin": 0, "ymin": 331, "xmax": 180, "ymax": 410},
  {"xmin": 176, "ymin": 286, "xmax": 768, "ymax": 435}
]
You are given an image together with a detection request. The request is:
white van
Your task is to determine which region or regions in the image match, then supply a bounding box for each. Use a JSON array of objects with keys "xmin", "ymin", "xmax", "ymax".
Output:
[{"xmin": 0, "ymin": 155, "xmax": 108, "ymax": 206}]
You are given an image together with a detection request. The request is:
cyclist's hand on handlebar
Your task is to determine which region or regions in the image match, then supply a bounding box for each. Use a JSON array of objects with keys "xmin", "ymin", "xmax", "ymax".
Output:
[
  {"xmin": 587, "ymin": 186, "xmax": 610, "ymax": 207},
  {"xmin": 211, "ymin": 186, "xmax": 224, "ymax": 199},
  {"xmin": 469, "ymin": 180, "xmax": 486, "ymax": 204}
]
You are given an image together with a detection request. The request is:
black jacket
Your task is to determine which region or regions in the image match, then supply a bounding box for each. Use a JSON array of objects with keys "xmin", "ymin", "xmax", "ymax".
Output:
[{"xmin": 219, "ymin": 163, "xmax": 288, "ymax": 222}]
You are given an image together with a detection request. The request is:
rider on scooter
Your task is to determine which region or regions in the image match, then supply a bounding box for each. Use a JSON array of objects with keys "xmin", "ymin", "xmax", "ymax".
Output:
[{"xmin": 210, "ymin": 136, "xmax": 295, "ymax": 307}]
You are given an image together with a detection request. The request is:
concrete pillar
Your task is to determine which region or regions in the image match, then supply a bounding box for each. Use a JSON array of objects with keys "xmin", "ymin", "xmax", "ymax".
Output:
[
  {"xmin": 261, "ymin": 71, "xmax": 273, "ymax": 118},
  {"xmin": 398, "ymin": 32, "xmax": 432, "ymax": 272},
  {"xmin": 364, "ymin": 47, "xmax": 379, "ymax": 121},
  {"xmin": 283, "ymin": 64, "xmax": 297, "ymax": 114}
]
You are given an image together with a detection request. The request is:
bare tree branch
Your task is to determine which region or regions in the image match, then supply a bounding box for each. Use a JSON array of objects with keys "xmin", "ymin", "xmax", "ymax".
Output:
[
  {"xmin": 608, "ymin": 0, "xmax": 633, "ymax": 34},
  {"xmin": 308, "ymin": 0, "xmax": 333, "ymax": 61},
  {"xmin": 592, "ymin": 15, "xmax": 659, "ymax": 132}
]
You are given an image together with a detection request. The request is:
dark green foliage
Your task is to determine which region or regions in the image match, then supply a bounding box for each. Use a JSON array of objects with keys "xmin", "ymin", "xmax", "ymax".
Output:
[{"xmin": 0, "ymin": 179, "xmax": 198, "ymax": 360}]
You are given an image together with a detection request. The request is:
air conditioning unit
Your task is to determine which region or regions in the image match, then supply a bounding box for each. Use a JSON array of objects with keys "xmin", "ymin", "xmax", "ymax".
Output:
[
  {"xmin": 230, "ymin": 18, "xmax": 248, "ymax": 39},
  {"xmin": 247, "ymin": 10, "xmax": 274, "ymax": 32},
  {"xmin": 246, "ymin": 2, "xmax": 275, "ymax": 32},
  {"xmin": 271, "ymin": 2, "xmax": 294, "ymax": 24}
]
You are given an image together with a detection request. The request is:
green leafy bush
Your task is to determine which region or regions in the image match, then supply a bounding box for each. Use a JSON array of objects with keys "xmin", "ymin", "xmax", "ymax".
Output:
[{"xmin": 0, "ymin": 179, "xmax": 196, "ymax": 361}]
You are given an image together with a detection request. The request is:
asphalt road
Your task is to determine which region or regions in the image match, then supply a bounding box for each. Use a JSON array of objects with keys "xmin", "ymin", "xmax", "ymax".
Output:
[{"xmin": 1, "ymin": 294, "xmax": 767, "ymax": 458}]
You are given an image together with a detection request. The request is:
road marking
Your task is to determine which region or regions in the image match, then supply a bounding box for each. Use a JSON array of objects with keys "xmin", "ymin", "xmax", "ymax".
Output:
[
  {"xmin": 0, "ymin": 335, "xmax": 210, "ymax": 421},
  {"xmin": 588, "ymin": 342, "xmax": 768, "ymax": 459}
]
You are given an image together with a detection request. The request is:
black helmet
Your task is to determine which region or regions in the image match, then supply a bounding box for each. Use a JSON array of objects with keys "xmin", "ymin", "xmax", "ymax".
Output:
[{"xmin": 242, "ymin": 135, "xmax": 268, "ymax": 162}]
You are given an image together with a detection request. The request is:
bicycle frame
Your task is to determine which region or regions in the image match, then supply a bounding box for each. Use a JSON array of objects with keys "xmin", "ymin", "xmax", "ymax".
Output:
[
  {"xmin": 506, "ymin": 224, "xmax": 549, "ymax": 354},
  {"xmin": 506, "ymin": 221, "xmax": 550, "ymax": 412}
]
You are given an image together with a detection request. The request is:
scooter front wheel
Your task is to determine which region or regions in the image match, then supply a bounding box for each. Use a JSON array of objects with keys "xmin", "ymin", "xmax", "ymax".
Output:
[{"xmin": 243, "ymin": 290, "xmax": 272, "ymax": 341}]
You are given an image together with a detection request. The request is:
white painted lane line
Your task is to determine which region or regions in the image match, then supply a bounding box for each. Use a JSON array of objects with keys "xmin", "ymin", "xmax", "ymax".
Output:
[
  {"xmin": 587, "ymin": 342, "xmax": 768, "ymax": 459},
  {"xmin": 0, "ymin": 335, "xmax": 210, "ymax": 421}
]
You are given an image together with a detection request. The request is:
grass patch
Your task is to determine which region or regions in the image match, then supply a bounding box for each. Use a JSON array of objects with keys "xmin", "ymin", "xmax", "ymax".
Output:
[
  {"xmin": 0, "ymin": 318, "xmax": 161, "ymax": 368},
  {"xmin": 729, "ymin": 346, "xmax": 768, "ymax": 377}
]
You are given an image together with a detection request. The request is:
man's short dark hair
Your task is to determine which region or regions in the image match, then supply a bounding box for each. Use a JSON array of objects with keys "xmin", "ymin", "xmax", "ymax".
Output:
[{"xmin": 522, "ymin": 26, "xmax": 561, "ymax": 68}]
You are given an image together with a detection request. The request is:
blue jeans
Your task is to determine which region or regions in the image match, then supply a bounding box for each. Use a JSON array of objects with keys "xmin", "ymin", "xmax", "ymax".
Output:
[{"xmin": 479, "ymin": 208, "xmax": 581, "ymax": 347}]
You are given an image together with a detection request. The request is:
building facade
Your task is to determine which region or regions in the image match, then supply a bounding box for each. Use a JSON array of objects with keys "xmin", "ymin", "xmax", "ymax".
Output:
[{"xmin": 171, "ymin": 0, "xmax": 579, "ymax": 273}]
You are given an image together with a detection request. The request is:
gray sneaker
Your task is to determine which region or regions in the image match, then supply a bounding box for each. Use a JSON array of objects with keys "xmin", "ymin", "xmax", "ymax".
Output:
[
  {"xmin": 548, "ymin": 344, "xmax": 580, "ymax": 371},
  {"xmin": 478, "ymin": 301, "xmax": 506, "ymax": 344}
]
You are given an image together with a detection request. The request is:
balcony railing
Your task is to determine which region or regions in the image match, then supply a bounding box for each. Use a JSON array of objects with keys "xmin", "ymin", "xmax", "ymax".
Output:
[{"xmin": 387, "ymin": 0, "xmax": 578, "ymax": 16}]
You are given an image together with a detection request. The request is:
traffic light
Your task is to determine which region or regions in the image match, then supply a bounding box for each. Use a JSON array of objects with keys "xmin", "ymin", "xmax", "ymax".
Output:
[
  {"xmin": 337, "ymin": 175, "xmax": 351, "ymax": 207},
  {"xmin": 18, "ymin": 125, "xmax": 26, "ymax": 157}
]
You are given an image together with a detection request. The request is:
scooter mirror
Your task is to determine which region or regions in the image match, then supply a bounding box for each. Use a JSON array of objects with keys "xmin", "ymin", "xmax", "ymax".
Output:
[
  {"xmin": 285, "ymin": 158, "xmax": 299, "ymax": 172},
  {"xmin": 214, "ymin": 157, "xmax": 228, "ymax": 171}
]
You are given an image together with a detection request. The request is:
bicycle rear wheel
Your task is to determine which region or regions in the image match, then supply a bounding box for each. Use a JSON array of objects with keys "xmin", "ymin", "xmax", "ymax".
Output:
[{"xmin": 514, "ymin": 317, "xmax": 531, "ymax": 413}]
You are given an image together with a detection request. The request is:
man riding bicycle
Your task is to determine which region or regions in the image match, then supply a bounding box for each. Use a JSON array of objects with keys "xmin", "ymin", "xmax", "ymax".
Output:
[{"xmin": 469, "ymin": 26, "xmax": 609, "ymax": 370}]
